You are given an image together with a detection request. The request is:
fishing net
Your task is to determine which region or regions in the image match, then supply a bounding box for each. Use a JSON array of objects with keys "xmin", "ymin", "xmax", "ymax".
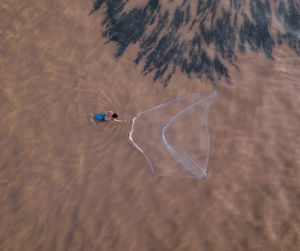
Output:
[{"xmin": 129, "ymin": 90, "xmax": 218, "ymax": 180}]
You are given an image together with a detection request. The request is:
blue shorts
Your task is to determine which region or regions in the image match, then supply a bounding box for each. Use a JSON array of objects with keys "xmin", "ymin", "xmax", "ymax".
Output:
[{"xmin": 94, "ymin": 114, "xmax": 106, "ymax": 121}]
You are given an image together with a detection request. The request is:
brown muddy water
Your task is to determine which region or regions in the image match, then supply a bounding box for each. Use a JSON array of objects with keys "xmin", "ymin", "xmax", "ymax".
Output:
[{"xmin": 0, "ymin": 0, "xmax": 300, "ymax": 250}]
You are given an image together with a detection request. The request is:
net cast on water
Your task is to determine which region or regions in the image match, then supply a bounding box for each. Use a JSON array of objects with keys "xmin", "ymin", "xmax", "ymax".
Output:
[{"xmin": 129, "ymin": 90, "xmax": 218, "ymax": 180}]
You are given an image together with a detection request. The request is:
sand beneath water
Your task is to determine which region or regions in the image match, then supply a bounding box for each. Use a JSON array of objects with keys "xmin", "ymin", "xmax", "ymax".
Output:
[{"xmin": 0, "ymin": 0, "xmax": 299, "ymax": 250}]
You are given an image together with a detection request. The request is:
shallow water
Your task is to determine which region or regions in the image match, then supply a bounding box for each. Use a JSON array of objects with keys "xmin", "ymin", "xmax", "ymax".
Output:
[{"xmin": 1, "ymin": 0, "xmax": 300, "ymax": 250}]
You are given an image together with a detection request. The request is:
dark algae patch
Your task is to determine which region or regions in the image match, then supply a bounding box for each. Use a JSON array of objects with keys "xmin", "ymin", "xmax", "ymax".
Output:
[
  {"xmin": 276, "ymin": 0, "xmax": 300, "ymax": 56},
  {"xmin": 91, "ymin": 0, "xmax": 300, "ymax": 86},
  {"xmin": 239, "ymin": 0, "xmax": 274, "ymax": 59}
]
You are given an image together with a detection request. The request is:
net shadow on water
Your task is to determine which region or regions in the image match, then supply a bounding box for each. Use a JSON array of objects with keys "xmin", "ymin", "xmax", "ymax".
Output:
[
  {"xmin": 129, "ymin": 90, "xmax": 218, "ymax": 180},
  {"xmin": 90, "ymin": 0, "xmax": 300, "ymax": 86}
]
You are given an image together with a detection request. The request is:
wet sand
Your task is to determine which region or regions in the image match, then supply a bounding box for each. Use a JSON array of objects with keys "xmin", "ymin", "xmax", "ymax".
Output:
[{"xmin": 1, "ymin": 0, "xmax": 300, "ymax": 250}]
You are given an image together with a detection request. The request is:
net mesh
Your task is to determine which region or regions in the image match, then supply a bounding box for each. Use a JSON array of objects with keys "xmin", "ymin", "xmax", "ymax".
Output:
[{"xmin": 129, "ymin": 90, "xmax": 218, "ymax": 180}]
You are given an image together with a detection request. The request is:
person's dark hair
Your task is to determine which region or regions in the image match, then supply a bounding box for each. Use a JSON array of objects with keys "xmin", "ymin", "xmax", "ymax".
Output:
[{"xmin": 112, "ymin": 113, "xmax": 118, "ymax": 118}]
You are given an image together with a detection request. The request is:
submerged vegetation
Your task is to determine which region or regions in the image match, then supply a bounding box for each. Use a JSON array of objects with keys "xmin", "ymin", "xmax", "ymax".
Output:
[
  {"xmin": 276, "ymin": 0, "xmax": 300, "ymax": 55},
  {"xmin": 91, "ymin": 0, "xmax": 300, "ymax": 86}
]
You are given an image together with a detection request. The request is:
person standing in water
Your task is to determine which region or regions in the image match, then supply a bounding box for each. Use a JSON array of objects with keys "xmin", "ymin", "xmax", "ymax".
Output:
[{"xmin": 94, "ymin": 111, "xmax": 126, "ymax": 123}]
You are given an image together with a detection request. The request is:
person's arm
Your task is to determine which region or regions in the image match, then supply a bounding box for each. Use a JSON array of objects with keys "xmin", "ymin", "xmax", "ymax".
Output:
[{"xmin": 113, "ymin": 119, "xmax": 126, "ymax": 123}]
